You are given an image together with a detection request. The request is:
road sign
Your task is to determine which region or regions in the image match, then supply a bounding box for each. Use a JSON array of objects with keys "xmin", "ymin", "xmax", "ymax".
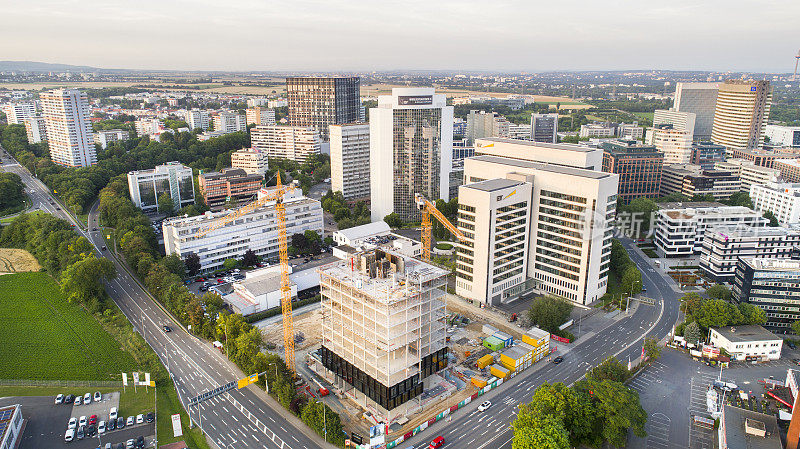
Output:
[
  {"xmin": 122, "ymin": 373, "xmax": 128, "ymax": 386},
  {"xmin": 188, "ymin": 380, "xmax": 237, "ymax": 407},
  {"xmin": 237, "ymin": 373, "xmax": 259, "ymax": 389}
]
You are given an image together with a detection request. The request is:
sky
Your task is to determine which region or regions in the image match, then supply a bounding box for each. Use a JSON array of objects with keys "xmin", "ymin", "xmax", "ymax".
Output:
[{"xmin": 1, "ymin": 0, "xmax": 799, "ymax": 73}]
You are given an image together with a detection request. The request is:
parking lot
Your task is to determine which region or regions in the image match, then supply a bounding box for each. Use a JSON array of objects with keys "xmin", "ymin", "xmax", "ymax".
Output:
[{"xmin": 0, "ymin": 394, "xmax": 155, "ymax": 449}]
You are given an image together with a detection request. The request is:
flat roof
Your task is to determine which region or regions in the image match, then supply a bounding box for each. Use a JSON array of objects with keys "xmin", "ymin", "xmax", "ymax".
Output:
[
  {"xmin": 722, "ymin": 405, "xmax": 782, "ymax": 449},
  {"xmin": 477, "ymin": 137, "xmax": 596, "ymax": 153},
  {"xmin": 334, "ymin": 221, "xmax": 391, "ymax": 241},
  {"xmin": 657, "ymin": 201, "xmax": 725, "ymax": 210},
  {"xmin": 741, "ymin": 257, "xmax": 800, "ymax": 271},
  {"xmin": 712, "ymin": 325, "xmax": 780, "ymax": 343},
  {"xmin": 239, "ymin": 271, "xmax": 285, "ymax": 296},
  {"xmin": 464, "ymin": 178, "xmax": 522, "ymax": 192},
  {"xmin": 470, "ymin": 155, "xmax": 611, "ymax": 180}
]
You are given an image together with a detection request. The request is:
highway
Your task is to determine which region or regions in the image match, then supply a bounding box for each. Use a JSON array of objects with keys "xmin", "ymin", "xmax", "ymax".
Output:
[{"xmin": 0, "ymin": 147, "xmax": 333, "ymax": 449}]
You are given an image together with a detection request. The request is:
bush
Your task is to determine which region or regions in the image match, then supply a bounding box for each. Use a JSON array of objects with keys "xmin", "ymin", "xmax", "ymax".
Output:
[{"xmin": 435, "ymin": 242, "xmax": 453, "ymax": 250}]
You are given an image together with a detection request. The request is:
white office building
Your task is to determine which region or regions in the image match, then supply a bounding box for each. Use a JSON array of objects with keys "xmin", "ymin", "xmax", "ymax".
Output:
[
  {"xmin": 40, "ymin": 89, "xmax": 96, "ymax": 167},
  {"xmin": 246, "ymin": 97, "xmax": 269, "ymax": 108},
  {"xmin": 750, "ymin": 182, "xmax": 800, "ymax": 226},
  {"xmin": 653, "ymin": 109, "xmax": 697, "ymax": 135},
  {"xmin": 186, "ymin": 109, "xmax": 210, "ymax": 131},
  {"xmin": 213, "ymin": 111, "xmax": 247, "ymax": 134},
  {"xmin": 475, "ymin": 137, "xmax": 602, "ymax": 170},
  {"xmin": 673, "ymin": 82, "xmax": 719, "ymax": 140},
  {"xmin": 127, "ymin": 162, "xmax": 195, "ymax": 212},
  {"xmin": 618, "ymin": 122, "xmax": 645, "ymax": 140},
  {"xmin": 653, "ymin": 205, "xmax": 767, "ymax": 257},
  {"xmin": 764, "ymin": 125, "xmax": 800, "ymax": 148},
  {"xmin": 530, "ymin": 113, "xmax": 559, "ymax": 143},
  {"xmin": 646, "ymin": 124, "xmax": 693, "ymax": 164},
  {"xmin": 163, "ymin": 187, "xmax": 323, "ymax": 272},
  {"xmin": 370, "ymin": 88, "xmax": 453, "ymax": 222},
  {"xmin": 230, "ymin": 148, "xmax": 269, "ymax": 176},
  {"xmin": 465, "ymin": 110, "xmax": 509, "ymax": 143},
  {"xmin": 329, "ymin": 123, "xmax": 370, "ymax": 201},
  {"xmin": 714, "ymin": 159, "xmax": 781, "ymax": 193},
  {"xmin": 24, "ymin": 117, "xmax": 47, "ymax": 143},
  {"xmin": 700, "ymin": 226, "xmax": 800, "ymax": 282},
  {"xmin": 94, "ymin": 129, "xmax": 130, "ymax": 149},
  {"xmin": 3, "ymin": 102, "xmax": 36, "ymax": 124},
  {"xmin": 250, "ymin": 125, "xmax": 321, "ymax": 163},
  {"xmin": 709, "ymin": 325, "xmax": 782, "ymax": 362},
  {"xmin": 580, "ymin": 124, "xmax": 615, "ymax": 138},
  {"xmin": 246, "ymin": 107, "xmax": 276, "ymax": 126},
  {"xmin": 0, "ymin": 404, "xmax": 23, "ymax": 449}
]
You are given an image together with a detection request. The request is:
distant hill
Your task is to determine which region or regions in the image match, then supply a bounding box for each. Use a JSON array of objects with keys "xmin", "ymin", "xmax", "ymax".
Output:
[{"xmin": 0, "ymin": 61, "xmax": 110, "ymax": 73}]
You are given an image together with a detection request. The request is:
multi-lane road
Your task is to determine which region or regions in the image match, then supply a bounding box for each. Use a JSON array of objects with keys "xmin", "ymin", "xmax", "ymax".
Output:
[{"xmin": 1, "ymin": 148, "xmax": 333, "ymax": 449}]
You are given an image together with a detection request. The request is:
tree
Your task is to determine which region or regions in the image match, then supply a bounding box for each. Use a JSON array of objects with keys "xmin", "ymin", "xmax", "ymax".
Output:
[
  {"xmin": 706, "ymin": 284, "xmax": 732, "ymax": 301},
  {"xmin": 241, "ymin": 249, "xmax": 259, "ymax": 267},
  {"xmin": 291, "ymin": 233, "xmax": 309, "ymax": 253},
  {"xmin": 577, "ymin": 379, "xmax": 647, "ymax": 447},
  {"xmin": 301, "ymin": 400, "xmax": 345, "ymax": 445},
  {"xmin": 528, "ymin": 296, "xmax": 573, "ymax": 334},
  {"xmin": 622, "ymin": 198, "xmax": 658, "ymax": 235},
  {"xmin": 162, "ymin": 253, "xmax": 187, "ymax": 278},
  {"xmin": 680, "ymin": 292, "xmax": 705, "ymax": 318},
  {"xmin": 697, "ymin": 299, "xmax": 743, "ymax": 330},
  {"xmin": 384, "ymin": 212, "xmax": 403, "ymax": 228},
  {"xmin": 763, "ymin": 210, "xmax": 779, "ymax": 227},
  {"xmin": 723, "ymin": 192, "xmax": 753, "ymax": 208},
  {"xmin": 792, "ymin": 320, "xmax": 800, "ymax": 336},
  {"xmin": 222, "ymin": 258, "xmax": 239, "ymax": 270},
  {"xmin": 184, "ymin": 253, "xmax": 201, "ymax": 276},
  {"xmin": 157, "ymin": 193, "xmax": 175, "ymax": 216},
  {"xmin": 683, "ymin": 321, "xmax": 704, "ymax": 345},
  {"xmin": 621, "ymin": 265, "xmax": 643, "ymax": 297},
  {"xmin": 738, "ymin": 302, "xmax": 766, "ymax": 325},
  {"xmin": 587, "ymin": 357, "xmax": 629, "ymax": 383},
  {"xmin": 512, "ymin": 382, "xmax": 593, "ymax": 449},
  {"xmin": 643, "ymin": 337, "xmax": 661, "ymax": 361},
  {"xmin": 60, "ymin": 255, "xmax": 116, "ymax": 310}
]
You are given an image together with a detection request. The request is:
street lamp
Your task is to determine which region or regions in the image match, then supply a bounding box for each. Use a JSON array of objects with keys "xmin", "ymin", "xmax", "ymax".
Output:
[{"xmin": 626, "ymin": 280, "xmax": 641, "ymax": 315}]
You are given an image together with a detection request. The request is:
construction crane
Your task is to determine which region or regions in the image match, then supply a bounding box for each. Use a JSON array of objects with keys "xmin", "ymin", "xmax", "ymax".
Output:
[
  {"xmin": 415, "ymin": 193, "xmax": 466, "ymax": 261},
  {"xmin": 197, "ymin": 174, "xmax": 297, "ymax": 374}
]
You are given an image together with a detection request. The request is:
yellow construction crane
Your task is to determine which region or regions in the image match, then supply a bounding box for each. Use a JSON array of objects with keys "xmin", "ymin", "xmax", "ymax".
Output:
[
  {"xmin": 415, "ymin": 193, "xmax": 466, "ymax": 261},
  {"xmin": 197, "ymin": 174, "xmax": 297, "ymax": 374}
]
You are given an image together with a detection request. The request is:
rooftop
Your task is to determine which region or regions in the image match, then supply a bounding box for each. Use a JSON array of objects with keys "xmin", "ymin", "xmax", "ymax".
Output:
[
  {"xmin": 707, "ymin": 225, "xmax": 793, "ymax": 240},
  {"xmin": 334, "ymin": 221, "xmax": 391, "ymax": 242},
  {"xmin": 463, "ymin": 178, "xmax": 522, "ymax": 192},
  {"xmin": 722, "ymin": 405, "xmax": 782, "ymax": 449},
  {"xmin": 660, "ymin": 205, "xmax": 762, "ymax": 221},
  {"xmin": 239, "ymin": 271, "xmax": 285, "ymax": 297},
  {"xmin": 477, "ymin": 137, "xmax": 596, "ymax": 153},
  {"xmin": 0, "ymin": 404, "xmax": 19, "ymax": 442},
  {"xmin": 199, "ymin": 168, "xmax": 261, "ymax": 181},
  {"xmin": 470, "ymin": 155, "xmax": 611, "ymax": 180},
  {"xmin": 712, "ymin": 325, "xmax": 780, "ymax": 343},
  {"xmin": 741, "ymin": 257, "xmax": 800, "ymax": 272}
]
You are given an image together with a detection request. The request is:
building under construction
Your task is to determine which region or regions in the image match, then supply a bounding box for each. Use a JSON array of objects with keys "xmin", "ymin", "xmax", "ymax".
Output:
[{"xmin": 317, "ymin": 248, "xmax": 449, "ymax": 422}]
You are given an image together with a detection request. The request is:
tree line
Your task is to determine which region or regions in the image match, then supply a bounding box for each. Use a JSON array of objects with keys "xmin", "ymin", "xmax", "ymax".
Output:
[{"xmin": 0, "ymin": 172, "xmax": 25, "ymax": 216}]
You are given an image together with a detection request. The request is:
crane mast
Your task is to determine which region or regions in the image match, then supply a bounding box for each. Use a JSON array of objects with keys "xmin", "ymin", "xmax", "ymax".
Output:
[{"xmin": 415, "ymin": 193, "xmax": 466, "ymax": 261}]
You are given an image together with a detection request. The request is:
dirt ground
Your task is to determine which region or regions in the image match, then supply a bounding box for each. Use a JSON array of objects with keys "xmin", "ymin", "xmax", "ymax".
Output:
[
  {"xmin": 446, "ymin": 296, "xmax": 522, "ymax": 339},
  {"xmin": 260, "ymin": 307, "xmax": 323, "ymax": 350},
  {"xmin": 0, "ymin": 248, "xmax": 41, "ymax": 273}
]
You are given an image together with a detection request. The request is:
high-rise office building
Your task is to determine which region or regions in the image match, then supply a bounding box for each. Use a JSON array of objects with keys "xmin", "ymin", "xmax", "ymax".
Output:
[
  {"xmin": 329, "ymin": 123, "xmax": 370, "ymax": 201},
  {"xmin": 370, "ymin": 88, "xmax": 453, "ymax": 222},
  {"xmin": 601, "ymin": 140, "xmax": 663, "ymax": 204},
  {"xmin": 250, "ymin": 125, "xmax": 321, "ymax": 163},
  {"xmin": 674, "ymin": 82, "xmax": 719, "ymax": 140},
  {"xmin": 646, "ymin": 124, "xmax": 693, "ymax": 164},
  {"xmin": 714, "ymin": 159, "xmax": 781, "ymax": 193},
  {"xmin": 530, "ymin": 113, "xmax": 558, "ymax": 143},
  {"xmin": 3, "ymin": 102, "xmax": 36, "ymax": 124},
  {"xmin": 734, "ymin": 258, "xmax": 800, "ymax": 331},
  {"xmin": 24, "ymin": 117, "xmax": 47, "ymax": 143},
  {"xmin": 246, "ymin": 107, "xmax": 276, "ymax": 126},
  {"xmin": 711, "ymin": 80, "xmax": 772, "ymax": 156},
  {"xmin": 690, "ymin": 142, "xmax": 727, "ymax": 170},
  {"xmin": 764, "ymin": 125, "xmax": 800, "ymax": 148},
  {"xmin": 660, "ymin": 164, "xmax": 740, "ymax": 200},
  {"xmin": 198, "ymin": 168, "xmax": 263, "ymax": 210},
  {"xmin": 475, "ymin": 138, "xmax": 602, "ymax": 170},
  {"xmin": 653, "ymin": 109, "xmax": 696, "ymax": 135},
  {"xmin": 286, "ymin": 76, "xmax": 360, "ymax": 141},
  {"xmin": 39, "ymin": 89, "xmax": 96, "ymax": 167},
  {"xmin": 750, "ymin": 182, "xmax": 800, "ymax": 226}
]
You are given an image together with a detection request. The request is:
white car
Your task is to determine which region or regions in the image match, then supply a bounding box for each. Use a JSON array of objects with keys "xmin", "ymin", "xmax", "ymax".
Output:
[
  {"xmin": 136, "ymin": 414, "xmax": 144, "ymax": 424},
  {"xmin": 98, "ymin": 420, "xmax": 106, "ymax": 434},
  {"xmin": 64, "ymin": 428, "xmax": 75, "ymax": 442},
  {"xmin": 55, "ymin": 394, "xmax": 64, "ymax": 404},
  {"xmin": 83, "ymin": 393, "xmax": 91, "ymax": 404},
  {"xmin": 109, "ymin": 407, "xmax": 118, "ymax": 421},
  {"xmin": 477, "ymin": 400, "xmax": 492, "ymax": 412},
  {"xmin": 94, "ymin": 391, "xmax": 102, "ymax": 402},
  {"xmin": 68, "ymin": 417, "xmax": 77, "ymax": 429},
  {"xmin": 126, "ymin": 416, "xmax": 134, "ymax": 426},
  {"xmin": 79, "ymin": 416, "xmax": 87, "ymax": 427},
  {"xmin": 74, "ymin": 396, "xmax": 82, "ymax": 406}
]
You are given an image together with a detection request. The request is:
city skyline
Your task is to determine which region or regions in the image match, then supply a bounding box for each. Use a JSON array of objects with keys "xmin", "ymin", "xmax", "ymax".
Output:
[{"xmin": 1, "ymin": 0, "xmax": 799, "ymax": 73}]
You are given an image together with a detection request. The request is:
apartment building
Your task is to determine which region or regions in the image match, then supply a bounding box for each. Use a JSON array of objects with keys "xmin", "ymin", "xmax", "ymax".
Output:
[
  {"xmin": 230, "ymin": 148, "xmax": 269, "ymax": 176},
  {"xmin": 711, "ymin": 80, "xmax": 772, "ymax": 155},
  {"xmin": 135, "ymin": 118, "xmax": 164, "ymax": 137},
  {"xmin": 750, "ymin": 182, "xmax": 800, "ymax": 225},
  {"xmin": 198, "ymin": 168, "xmax": 263, "ymax": 210},
  {"xmin": 660, "ymin": 164, "xmax": 740, "ymax": 200},
  {"xmin": 186, "ymin": 109, "xmax": 210, "ymax": 131},
  {"xmin": 250, "ymin": 125, "xmax": 321, "ymax": 163},
  {"xmin": 647, "ymin": 124, "xmax": 693, "ymax": 164},
  {"xmin": 370, "ymin": 88, "xmax": 453, "ymax": 222},
  {"xmin": 601, "ymin": 140, "xmax": 663, "ymax": 205},
  {"xmin": 246, "ymin": 97, "xmax": 269, "ymax": 108},
  {"xmin": 775, "ymin": 159, "xmax": 800, "ymax": 183},
  {"xmin": 618, "ymin": 122, "xmax": 645, "ymax": 140},
  {"xmin": 3, "ymin": 102, "xmax": 36, "ymax": 124},
  {"xmin": 700, "ymin": 226, "xmax": 800, "ymax": 282},
  {"xmin": 163, "ymin": 187, "xmax": 322, "ymax": 272},
  {"xmin": 580, "ymin": 124, "xmax": 615, "ymax": 138},
  {"xmin": 94, "ymin": 129, "xmax": 129, "ymax": 149},
  {"xmin": 714, "ymin": 159, "xmax": 781, "ymax": 193},
  {"xmin": 39, "ymin": 89, "xmax": 96, "ymax": 167},
  {"xmin": 246, "ymin": 107, "xmax": 276, "ymax": 126},
  {"xmin": 24, "ymin": 117, "xmax": 47, "ymax": 143},
  {"xmin": 653, "ymin": 205, "xmax": 767, "ymax": 257},
  {"xmin": 213, "ymin": 111, "xmax": 247, "ymax": 134},
  {"xmin": 317, "ymin": 249, "xmax": 448, "ymax": 422},
  {"xmin": 329, "ymin": 123, "xmax": 370, "ymax": 201},
  {"xmin": 734, "ymin": 258, "xmax": 800, "ymax": 331},
  {"xmin": 465, "ymin": 110, "xmax": 508, "ymax": 143},
  {"xmin": 530, "ymin": 113, "xmax": 558, "ymax": 143},
  {"xmin": 691, "ymin": 141, "xmax": 727, "ymax": 170},
  {"xmin": 461, "ymin": 154, "xmax": 618, "ymax": 305},
  {"xmin": 508, "ymin": 123, "xmax": 532, "ymax": 140},
  {"xmin": 653, "ymin": 109, "xmax": 697, "ymax": 135},
  {"xmin": 730, "ymin": 147, "xmax": 800, "ymax": 169},
  {"xmin": 286, "ymin": 76, "xmax": 361, "ymax": 141},
  {"xmin": 765, "ymin": 125, "xmax": 800, "ymax": 148},
  {"xmin": 673, "ymin": 82, "xmax": 719, "ymax": 140},
  {"xmin": 475, "ymin": 137, "xmax": 602, "ymax": 170},
  {"xmin": 127, "ymin": 162, "xmax": 195, "ymax": 212}
]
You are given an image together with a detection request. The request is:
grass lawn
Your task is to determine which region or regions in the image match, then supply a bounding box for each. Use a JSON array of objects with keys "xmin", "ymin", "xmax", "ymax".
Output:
[
  {"xmin": 0, "ymin": 209, "xmax": 47, "ymax": 225},
  {"xmin": 633, "ymin": 112, "xmax": 654, "ymax": 122},
  {"xmin": 0, "ymin": 272, "xmax": 139, "ymax": 380},
  {"xmin": 642, "ymin": 248, "xmax": 659, "ymax": 258}
]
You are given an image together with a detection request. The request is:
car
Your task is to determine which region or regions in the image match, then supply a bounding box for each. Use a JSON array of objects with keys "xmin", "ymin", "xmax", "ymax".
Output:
[
  {"xmin": 105, "ymin": 444, "xmax": 113, "ymax": 449},
  {"xmin": 109, "ymin": 406, "xmax": 118, "ymax": 421},
  {"xmin": 199, "ymin": 285, "xmax": 208, "ymax": 292},
  {"xmin": 107, "ymin": 418, "xmax": 116, "ymax": 431},
  {"xmin": 79, "ymin": 416, "xmax": 88, "ymax": 427},
  {"xmin": 101, "ymin": 246, "xmax": 107, "ymax": 251},
  {"xmin": 64, "ymin": 394, "xmax": 75, "ymax": 404},
  {"xmin": 428, "ymin": 436, "xmax": 445, "ymax": 448},
  {"xmin": 163, "ymin": 325, "xmax": 171, "ymax": 333},
  {"xmin": 98, "ymin": 421, "xmax": 106, "ymax": 434},
  {"xmin": 83, "ymin": 393, "xmax": 91, "ymax": 404},
  {"xmin": 477, "ymin": 400, "xmax": 492, "ymax": 412},
  {"xmin": 87, "ymin": 424, "xmax": 97, "ymax": 437},
  {"xmin": 126, "ymin": 439, "xmax": 135, "ymax": 449},
  {"xmin": 788, "ymin": 341, "xmax": 797, "ymax": 350},
  {"xmin": 552, "ymin": 356, "xmax": 564, "ymax": 364},
  {"xmin": 94, "ymin": 391, "xmax": 102, "ymax": 402},
  {"xmin": 55, "ymin": 393, "xmax": 64, "ymax": 404},
  {"xmin": 146, "ymin": 412, "xmax": 154, "ymax": 423},
  {"xmin": 89, "ymin": 414, "xmax": 97, "ymax": 426},
  {"xmin": 92, "ymin": 228, "xmax": 97, "ymax": 231},
  {"xmin": 136, "ymin": 414, "xmax": 144, "ymax": 424},
  {"xmin": 74, "ymin": 396, "xmax": 82, "ymax": 406},
  {"xmin": 126, "ymin": 416, "xmax": 134, "ymax": 426},
  {"xmin": 76, "ymin": 425, "xmax": 85, "ymax": 440},
  {"xmin": 136, "ymin": 436, "xmax": 145, "ymax": 448},
  {"xmin": 68, "ymin": 417, "xmax": 78, "ymax": 429},
  {"xmin": 217, "ymin": 279, "xmax": 224, "ymax": 284},
  {"xmin": 117, "ymin": 416, "xmax": 125, "ymax": 429},
  {"xmin": 65, "ymin": 428, "xmax": 75, "ymax": 442}
]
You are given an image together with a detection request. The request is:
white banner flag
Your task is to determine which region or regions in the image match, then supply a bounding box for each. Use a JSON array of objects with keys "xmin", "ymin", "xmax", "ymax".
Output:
[
  {"xmin": 144, "ymin": 372, "xmax": 151, "ymax": 386},
  {"xmin": 133, "ymin": 372, "xmax": 140, "ymax": 385},
  {"xmin": 122, "ymin": 373, "xmax": 128, "ymax": 386},
  {"xmin": 171, "ymin": 414, "xmax": 183, "ymax": 437}
]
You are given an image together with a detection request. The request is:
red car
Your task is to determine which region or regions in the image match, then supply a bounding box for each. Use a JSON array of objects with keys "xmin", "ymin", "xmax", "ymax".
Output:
[
  {"xmin": 429, "ymin": 436, "xmax": 445, "ymax": 448},
  {"xmin": 196, "ymin": 277, "xmax": 205, "ymax": 282},
  {"xmin": 88, "ymin": 415, "xmax": 97, "ymax": 426},
  {"xmin": 217, "ymin": 279, "xmax": 224, "ymax": 284}
]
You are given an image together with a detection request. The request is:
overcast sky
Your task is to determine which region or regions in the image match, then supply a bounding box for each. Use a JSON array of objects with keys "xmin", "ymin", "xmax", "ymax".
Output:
[{"xmin": 2, "ymin": 0, "xmax": 798, "ymax": 73}]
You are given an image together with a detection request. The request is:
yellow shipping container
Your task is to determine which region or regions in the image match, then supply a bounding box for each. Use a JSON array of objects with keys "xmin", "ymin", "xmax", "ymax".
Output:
[
  {"xmin": 477, "ymin": 354, "xmax": 494, "ymax": 369},
  {"xmin": 490, "ymin": 364, "xmax": 510, "ymax": 378},
  {"xmin": 471, "ymin": 377, "xmax": 487, "ymax": 388}
]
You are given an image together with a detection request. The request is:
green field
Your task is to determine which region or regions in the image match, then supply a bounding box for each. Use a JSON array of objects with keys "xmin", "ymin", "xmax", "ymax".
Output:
[
  {"xmin": 632, "ymin": 112, "xmax": 655, "ymax": 121},
  {"xmin": 0, "ymin": 272, "xmax": 138, "ymax": 380}
]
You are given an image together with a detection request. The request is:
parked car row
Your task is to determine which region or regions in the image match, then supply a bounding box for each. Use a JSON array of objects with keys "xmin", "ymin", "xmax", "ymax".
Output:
[
  {"xmin": 55, "ymin": 391, "xmax": 103, "ymax": 406},
  {"xmin": 64, "ymin": 401, "xmax": 154, "ymax": 443}
]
